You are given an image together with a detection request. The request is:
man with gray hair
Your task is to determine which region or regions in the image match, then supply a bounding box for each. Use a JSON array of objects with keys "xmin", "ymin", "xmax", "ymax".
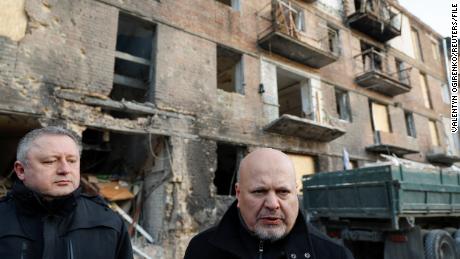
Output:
[
  {"xmin": 185, "ymin": 148, "xmax": 354, "ymax": 259},
  {"xmin": 0, "ymin": 126, "xmax": 133, "ymax": 259}
]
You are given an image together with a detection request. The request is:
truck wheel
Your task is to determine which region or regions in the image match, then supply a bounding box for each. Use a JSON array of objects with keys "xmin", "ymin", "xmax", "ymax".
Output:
[
  {"xmin": 424, "ymin": 230, "xmax": 456, "ymax": 259},
  {"xmin": 453, "ymin": 230, "xmax": 460, "ymax": 259}
]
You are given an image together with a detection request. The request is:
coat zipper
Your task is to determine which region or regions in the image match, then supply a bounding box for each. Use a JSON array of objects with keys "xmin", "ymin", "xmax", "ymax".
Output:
[
  {"xmin": 67, "ymin": 239, "xmax": 74, "ymax": 259},
  {"xmin": 258, "ymin": 240, "xmax": 264, "ymax": 259},
  {"xmin": 20, "ymin": 241, "xmax": 27, "ymax": 259}
]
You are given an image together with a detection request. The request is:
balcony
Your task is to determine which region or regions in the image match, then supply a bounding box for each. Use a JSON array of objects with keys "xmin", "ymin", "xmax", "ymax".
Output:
[
  {"xmin": 427, "ymin": 147, "xmax": 460, "ymax": 166},
  {"xmin": 366, "ymin": 131, "xmax": 419, "ymax": 156},
  {"xmin": 354, "ymin": 48, "xmax": 412, "ymax": 96},
  {"xmin": 256, "ymin": 0, "xmax": 340, "ymax": 68},
  {"xmin": 264, "ymin": 114, "xmax": 345, "ymax": 142},
  {"xmin": 347, "ymin": 0, "xmax": 401, "ymax": 42}
]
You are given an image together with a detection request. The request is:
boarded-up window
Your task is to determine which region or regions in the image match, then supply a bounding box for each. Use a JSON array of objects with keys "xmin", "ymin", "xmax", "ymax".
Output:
[
  {"xmin": 419, "ymin": 73, "xmax": 432, "ymax": 109},
  {"xmin": 287, "ymin": 153, "xmax": 315, "ymax": 192},
  {"xmin": 411, "ymin": 27, "xmax": 423, "ymax": 61},
  {"xmin": 429, "ymin": 120, "xmax": 440, "ymax": 146},
  {"xmin": 371, "ymin": 102, "xmax": 391, "ymax": 132}
]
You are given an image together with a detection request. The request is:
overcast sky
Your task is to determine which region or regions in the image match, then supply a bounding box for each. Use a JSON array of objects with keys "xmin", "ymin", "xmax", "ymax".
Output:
[{"xmin": 398, "ymin": 0, "xmax": 450, "ymax": 37}]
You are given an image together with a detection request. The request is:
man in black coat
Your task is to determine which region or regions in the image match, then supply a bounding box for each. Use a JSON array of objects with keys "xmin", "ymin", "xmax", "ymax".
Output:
[
  {"xmin": 0, "ymin": 126, "xmax": 133, "ymax": 259},
  {"xmin": 184, "ymin": 148, "xmax": 354, "ymax": 259}
]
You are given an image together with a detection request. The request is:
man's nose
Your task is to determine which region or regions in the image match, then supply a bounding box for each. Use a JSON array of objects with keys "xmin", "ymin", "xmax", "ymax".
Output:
[
  {"xmin": 57, "ymin": 159, "xmax": 71, "ymax": 174},
  {"xmin": 264, "ymin": 192, "xmax": 280, "ymax": 210}
]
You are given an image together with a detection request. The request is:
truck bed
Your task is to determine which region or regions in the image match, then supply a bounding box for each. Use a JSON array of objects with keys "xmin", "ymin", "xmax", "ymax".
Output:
[{"xmin": 302, "ymin": 165, "xmax": 460, "ymax": 228}]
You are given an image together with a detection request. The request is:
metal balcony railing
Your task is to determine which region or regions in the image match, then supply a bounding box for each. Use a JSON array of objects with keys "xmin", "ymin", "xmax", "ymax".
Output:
[
  {"xmin": 347, "ymin": 0, "xmax": 401, "ymax": 42},
  {"xmin": 257, "ymin": 0, "xmax": 340, "ymax": 57},
  {"xmin": 353, "ymin": 48, "xmax": 412, "ymax": 86},
  {"xmin": 352, "ymin": 0, "xmax": 401, "ymax": 32}
]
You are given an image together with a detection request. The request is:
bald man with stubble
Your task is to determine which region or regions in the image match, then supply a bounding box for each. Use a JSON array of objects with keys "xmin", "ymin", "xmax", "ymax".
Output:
[{"xmin": 184, "ymin": 148, "xmax": 354, "ymax": 259}]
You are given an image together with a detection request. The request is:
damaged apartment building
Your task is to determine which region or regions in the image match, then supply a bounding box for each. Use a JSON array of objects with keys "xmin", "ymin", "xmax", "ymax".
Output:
[{"xmin": 0, "ymin": 0, "xmax": 457, "ymax": 258}]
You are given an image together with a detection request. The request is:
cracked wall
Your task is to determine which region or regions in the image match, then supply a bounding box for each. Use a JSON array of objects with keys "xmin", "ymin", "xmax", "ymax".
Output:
[{"xmin": 0, "ymin": 0, "xmax": 454, "ymax": 258}]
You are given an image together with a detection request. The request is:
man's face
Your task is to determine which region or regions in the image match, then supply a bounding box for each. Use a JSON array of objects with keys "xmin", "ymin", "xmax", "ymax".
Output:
[
  {"xmin": 14, "ymin": 134, "xmax": 81, "ymax": 198},
  {"xmin": 236, "ymin": 149, "xmax": 299, "ymax": 241}
]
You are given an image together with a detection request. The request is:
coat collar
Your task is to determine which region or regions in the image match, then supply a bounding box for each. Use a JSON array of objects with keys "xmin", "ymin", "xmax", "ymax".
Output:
[
  {"xmin": 10, "ymin": 180, "xmax": 80, "ymax": 216},
  {"xmin": 209, "ymin": 201, "xmax": 315, "ymax": 259}
]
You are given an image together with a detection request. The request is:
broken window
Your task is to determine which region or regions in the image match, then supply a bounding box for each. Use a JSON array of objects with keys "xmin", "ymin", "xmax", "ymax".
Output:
[
  {"xmin": 110, "ymin": 13, "xmax": 156, "ymax": 103},
  {"xmin": 349, "ymin": 160, "xmax": 359, "ymax": 169},
  {"xmin": 277, "ymin": 67, "xmax": 318, "ymax": 121},
  {"xmin": 428, "ymin": 120, "xmax": 440, "ymax": 146},
  {"xmin": 354, "ymin": 0, "xmax": 376, "ymax": 13},
  {"xmin": 411, "ymin": 27, "xmax": 424, "ymax": 61},
  {"xmin": 361, "ymin": 41, "xmax": 383, "ymax": 72},
  {"xmin": 370, "ymin": 101, "xmax": 391, "ymax": 133},
  {"xmin": 419, "ymin": 72, "xmax": 432, "ymax": 109},
  {"xmin": 327, "ymin": 25, "xmax": 340, "ymax": 55},
  {"xmin": 275, "ymin": 0, "xmax": 305, "ymax": 38},
  {"xmin": 217, "ymin": 45, "xmax": 244, "ymax": 94},
  {"xmin": 286, "ymin": 153, "xmax": 315, "ymax": 192},
  {"xmin": 404, "ymin": 111, "xmax": 416, "ymax": 137},
  {"xmin": 395, "ymin": 59, "xmax": 410, "ymax": 85},
  {"xmin": 335, "ymin": 88, "xmax": 352, "ymax": 122},
  {"xmin": 214, "ymin": 143, "xmax": 245, "ymax": 195},
  {"xmin": 216, "ymin": 0, "xmax": 240, "ymax": 11},
  {"xmin": 80, "ymin": 128, "xmax": 151, "ymax": 179}
]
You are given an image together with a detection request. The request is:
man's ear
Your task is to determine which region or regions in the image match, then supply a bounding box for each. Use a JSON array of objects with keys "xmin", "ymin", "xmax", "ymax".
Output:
[
  {"xmin": 235, "ymin": 183, "xmax": 240, "ymax": 208},
  {"xmin": 14, "ymin": 161, "xmax": 26, "ymax": 181}
]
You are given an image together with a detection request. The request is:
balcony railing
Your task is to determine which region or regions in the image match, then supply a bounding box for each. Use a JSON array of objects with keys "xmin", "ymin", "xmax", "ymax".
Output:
[
  {"xmin": 347, "ymin": 0, "xmax": 401, "ymax": 42},
  {"xmin": 256, "ymin": 0, "xmax": 340, "ymax": 68},
  {"xmin": 353, "ymin": 48, "xmax": 412, "ymax": 96}
]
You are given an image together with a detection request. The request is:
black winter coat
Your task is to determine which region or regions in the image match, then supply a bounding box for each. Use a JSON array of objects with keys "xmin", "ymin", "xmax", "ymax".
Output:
[
  {"xmin": 184, "ymin": 202, "xmax": 354, "ymax": 259},
  {"xmin": 0, "ymin": 181, "xmax": 133, "ymax": 259}
]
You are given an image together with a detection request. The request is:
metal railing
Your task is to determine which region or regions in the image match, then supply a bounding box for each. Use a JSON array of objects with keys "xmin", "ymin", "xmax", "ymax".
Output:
[
  {"xmin": 256, "ymin": 0, "xmax": 340, "ymax": 56},
  {"xmin": 353, "ymin": 0, "xmax": 402, "ymax": 31},
  {"xmin": 353, "ymin": 48, "xmax": 411, "ymax": 85}
]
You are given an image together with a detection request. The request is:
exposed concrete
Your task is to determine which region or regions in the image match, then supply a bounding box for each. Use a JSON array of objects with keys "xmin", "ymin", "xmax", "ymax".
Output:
[{"xmin": 0, "ymin": 1, "xmax": 455, "ymax": 258}]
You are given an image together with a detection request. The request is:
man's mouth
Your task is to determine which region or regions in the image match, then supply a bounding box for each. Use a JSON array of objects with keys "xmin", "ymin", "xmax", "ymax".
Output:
[
  {"xmin": 55, "ymin": 180, "xmax": 72, "ymax": 186},
  {"xmin": 259, "ymin": 216, "xmax": 283, "ymax": 225}
]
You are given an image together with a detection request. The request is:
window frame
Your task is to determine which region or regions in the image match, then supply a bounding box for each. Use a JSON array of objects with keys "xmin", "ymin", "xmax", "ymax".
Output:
[
  {"xmin": 335, "ymin": 88, "xmax": 352, "ymax": 122},
  {"xmin": 404, "ymin": 111, "xmax": 416, "ymax": 138}
]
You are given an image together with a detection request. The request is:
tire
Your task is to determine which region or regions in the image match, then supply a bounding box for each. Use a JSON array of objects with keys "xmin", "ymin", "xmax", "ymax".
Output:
[
  {"xmin": 453, "ymin": 229, "xmax": 460, "ymax": 259},
  {"xmin": 424, "ymin": 229, "xmax": 456, "ymax": 259}
]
